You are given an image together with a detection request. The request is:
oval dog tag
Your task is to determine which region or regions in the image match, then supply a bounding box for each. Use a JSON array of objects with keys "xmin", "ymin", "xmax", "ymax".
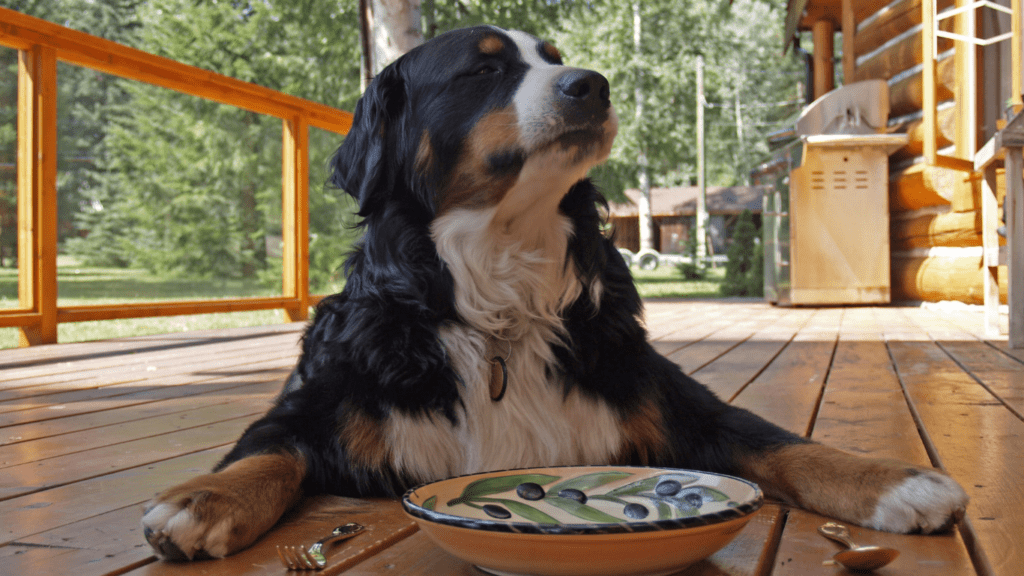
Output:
[{"xmin": 489, "ymin": 356, "xmax": 507, "ymax": 402}]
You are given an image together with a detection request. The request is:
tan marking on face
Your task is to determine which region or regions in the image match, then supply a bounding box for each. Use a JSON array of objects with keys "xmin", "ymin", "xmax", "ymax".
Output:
[
  {"xmin": 415, "ymin": 130, "xmax": 434, "ymax": 174},
  {"xmin": 542, "ymin": 42, "xmax": 561, "ymax": 62},
  {"xmin": 438, "ymin": 106, "xmax": 523, "ymax": 214},
  {"xmin": 339, "ymin": 409, "xmax": 391, "ymax": 471},
  {"xmin": 479, "ymin": 35, "xmax": 504, "ymax": 55},
  {"xmin": 615, "ymin": 400, "xmax": 668, "ymax": 465}
]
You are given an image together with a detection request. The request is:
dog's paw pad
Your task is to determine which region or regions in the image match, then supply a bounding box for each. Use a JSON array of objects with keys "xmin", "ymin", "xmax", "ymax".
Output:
[{"xmin": 867, "ymin": 469, "xmax": 969, "ymax": 534}]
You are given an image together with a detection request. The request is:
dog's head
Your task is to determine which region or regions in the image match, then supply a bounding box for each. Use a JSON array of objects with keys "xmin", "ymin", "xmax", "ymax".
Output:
[{"xmin": 331, "ymin": 26, "xmax": 618, "ymax": 220}]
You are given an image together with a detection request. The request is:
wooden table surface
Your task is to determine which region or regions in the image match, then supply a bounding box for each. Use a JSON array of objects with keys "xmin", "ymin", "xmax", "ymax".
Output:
[{"xmin": 1, "ymin": 300, "xmax": 1020, "ymax": 576}]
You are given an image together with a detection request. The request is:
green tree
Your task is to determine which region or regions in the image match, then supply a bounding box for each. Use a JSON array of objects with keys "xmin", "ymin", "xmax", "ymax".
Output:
[
  {"xmin": 0, "ymin": 0, "xmax": 143, "ymax": 266},
  {"xmin": 720, "ymin": 209, "xmax": 762, "ymax": 296},
  {"xmin": 65, "ymin": 0, "xmax": 364, "ymax": 288},
  {"xmin": 551, "ymin": 0, "xmax": 803, "ymax": 200}
]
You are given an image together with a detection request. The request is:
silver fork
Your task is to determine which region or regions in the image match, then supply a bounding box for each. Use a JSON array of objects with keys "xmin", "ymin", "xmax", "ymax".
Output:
[{"xmin": 276, "ymin": 522, "xmax": 365, "ymax": 571}]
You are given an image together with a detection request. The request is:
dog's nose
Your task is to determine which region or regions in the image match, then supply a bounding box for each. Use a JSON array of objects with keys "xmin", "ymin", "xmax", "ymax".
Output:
[{"xmin": 557, "ymin": 70, "xmax": 610, "ymax": 108}]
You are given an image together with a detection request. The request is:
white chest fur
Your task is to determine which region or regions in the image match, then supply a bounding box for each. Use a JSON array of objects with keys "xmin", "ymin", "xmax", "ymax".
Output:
[{"xmin": 383, "ymin": 207, "xmax": 622, "ymax": 482}]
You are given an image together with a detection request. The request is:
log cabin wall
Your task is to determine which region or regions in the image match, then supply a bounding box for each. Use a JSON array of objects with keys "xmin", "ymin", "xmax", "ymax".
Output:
[{"xmin": 797, "ymin": 0, "xmax": 1016, "ymax": 303}]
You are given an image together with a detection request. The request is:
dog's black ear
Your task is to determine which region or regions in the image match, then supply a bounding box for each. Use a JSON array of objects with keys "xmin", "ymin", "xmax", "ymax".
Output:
[{"xmin": 330, "ymin": 64, "xmax": 407, "ymax": 217}]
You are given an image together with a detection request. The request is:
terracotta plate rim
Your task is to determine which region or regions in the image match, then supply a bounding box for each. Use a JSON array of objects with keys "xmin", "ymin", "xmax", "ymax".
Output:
[{"xmin": 400, "ymin": 465, "xmax": 764, "ymax": 537}]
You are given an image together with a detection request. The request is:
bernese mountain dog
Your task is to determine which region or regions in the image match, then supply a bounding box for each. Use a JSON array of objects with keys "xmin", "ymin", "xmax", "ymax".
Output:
[{"xmin": 141, "ymin": 26, "xmax": 968, "ymax": 560}]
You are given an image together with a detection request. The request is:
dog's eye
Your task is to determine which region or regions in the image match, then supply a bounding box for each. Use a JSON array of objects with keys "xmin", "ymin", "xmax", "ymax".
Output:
[{"xmin": 472, "ymin": 65, "xmax": 499, "ymax": 76}]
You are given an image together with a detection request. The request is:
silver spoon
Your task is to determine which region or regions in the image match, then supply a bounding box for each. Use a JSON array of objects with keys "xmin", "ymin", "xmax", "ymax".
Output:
[{"xmin": 818, "ymin": 522, "xmax": 899, "ymax": 571}]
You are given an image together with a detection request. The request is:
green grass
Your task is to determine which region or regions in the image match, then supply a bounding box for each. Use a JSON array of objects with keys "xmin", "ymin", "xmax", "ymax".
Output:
[
  {"xmin": 631, "ymin": 265, "xmax": 726, "ymax": 299},
  {"xmin": 1, "ymin": 258, "xmax": 728, "ymax": 349},
  {"xmin": 1, "ymin": 256, "xmax": 289, "ymax": 349}
]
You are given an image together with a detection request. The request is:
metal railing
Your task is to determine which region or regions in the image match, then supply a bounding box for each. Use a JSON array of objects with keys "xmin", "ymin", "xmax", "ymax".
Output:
[{"xmin": 0, "ymin": 7, "xmax": 353, "ymax": 346}]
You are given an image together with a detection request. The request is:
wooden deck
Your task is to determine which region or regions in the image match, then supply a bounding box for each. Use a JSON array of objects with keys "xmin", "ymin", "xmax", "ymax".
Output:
[{"xmin": 1, "ymin": 300, "xmax": 1021, "ymax": 576}]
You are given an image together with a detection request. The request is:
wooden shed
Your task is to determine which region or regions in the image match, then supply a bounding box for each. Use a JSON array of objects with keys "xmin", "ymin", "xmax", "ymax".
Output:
[
  {"xmin": 607, "ymin": 186, "xmax": 763, "ymax": 255},
  {"xmin": 783, "ymin": 0, "xmax": 1022, "ymax": 309}
]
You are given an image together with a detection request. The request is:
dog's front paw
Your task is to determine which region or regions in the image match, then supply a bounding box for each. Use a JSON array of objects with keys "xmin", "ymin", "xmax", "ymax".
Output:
[
  {"xmin": 142, "ymin": 475, "xmax": 258, "ymax": 560},
  {"xmin": 142, "ymin": 454, "xmax": 305, "ymax": 560},
  {"xmin": 866, "ymin": 467, "xmax": 969, "ymax": 534}
]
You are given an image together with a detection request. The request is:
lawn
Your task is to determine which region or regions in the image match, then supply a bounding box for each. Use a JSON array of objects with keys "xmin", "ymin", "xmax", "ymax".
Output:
[{"xmin": 1, "ymin": 259, "xmax": 727, "ymax": 349}]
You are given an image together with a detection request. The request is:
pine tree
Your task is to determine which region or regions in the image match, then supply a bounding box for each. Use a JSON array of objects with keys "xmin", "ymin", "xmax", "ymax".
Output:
[{"xmin": 721, "ymin": 209, "xmax": 762, "ymax": 297}]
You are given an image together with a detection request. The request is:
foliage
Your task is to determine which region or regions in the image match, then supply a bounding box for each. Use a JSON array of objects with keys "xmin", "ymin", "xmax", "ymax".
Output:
[
  {"xmin": 720, "ymin": 209, "xmax": 763, "ymax": 297},
  {"xmin": 3, "ymin": 0, "xmax": 801, "ymax": 293},
  {"xmin": 676, "ymin": 227, "xmax": 705, "ymax": 280},
  {"xmin": 52, "ymin": 0, "xmax": 364, "ymax": 286},
  {"xmin": 0, "ymin": 0, "xmax": 143, "ymax": 265},
  {"xmin": 550, "ymin": 0, "xmax": 804, "ymax": 201}
]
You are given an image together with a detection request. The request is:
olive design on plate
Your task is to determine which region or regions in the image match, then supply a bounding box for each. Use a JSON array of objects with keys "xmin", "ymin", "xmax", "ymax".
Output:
[
  {"xmin": 557, "ymin": 488, "xmax": 587, "ymax": 504},
  {"xmin": 623, "ymin": 503, "xmax": 650, "ymax": 519},
  {"xmin": 655, "ymin": 479, "xmax": 682, "ymax": 496},
  {"xmin": 516, "ymin": 482, "xmax": 546, "ymax": 501},
  {"xmin": 483, "ymin": 504, "xmax": 512, "ymax": 519}
]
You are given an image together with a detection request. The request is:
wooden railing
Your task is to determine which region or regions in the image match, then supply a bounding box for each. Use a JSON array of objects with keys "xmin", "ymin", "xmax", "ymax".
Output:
[{"xmin": 0, "ymin": 7, "xmax": 353, "ymax": 346}]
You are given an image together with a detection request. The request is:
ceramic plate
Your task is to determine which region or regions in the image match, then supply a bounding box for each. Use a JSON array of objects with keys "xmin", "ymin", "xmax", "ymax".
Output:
[{"xmin": 402, "ymin": 466, "xmax": 762, "ymax": 576}]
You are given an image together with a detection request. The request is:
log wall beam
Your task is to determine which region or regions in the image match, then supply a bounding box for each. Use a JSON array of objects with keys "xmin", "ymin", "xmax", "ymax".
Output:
[
  {"xmin": 889, "ymin": 57, "xmax": 955, "ymax": 117},
  {"xmin": 892, "ymin": 254, "xmax": 1007, "ymax": 303}
]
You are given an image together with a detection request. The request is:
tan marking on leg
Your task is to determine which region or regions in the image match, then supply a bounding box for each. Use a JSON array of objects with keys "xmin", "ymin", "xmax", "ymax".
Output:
[
  {"xmin": 479, "ymin": 35, "xmax": 504, "ymax": 55},
  {"xmin": 339, "ymin": 408, "xmax": 392, "ymax": 471},
  {"xmin": 734, "ymin": 443, "xmax": 967, "ymax": 533},
  {"xmin": 143, "ymin": 453, "xmax": 305, "ymax": 559},
  {"xmin": 615, "ymin": 400, "xmax": 668, "ymax": 465}
]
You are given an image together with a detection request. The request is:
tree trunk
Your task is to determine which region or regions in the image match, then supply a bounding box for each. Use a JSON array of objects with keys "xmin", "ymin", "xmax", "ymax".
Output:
[
  {"xmin": 360, "ymin": 0, "xmax": 424, "ymax": 91},
  {"xmin": 633, "ymin": 3, "xmax": 654, "ymax": 252}
]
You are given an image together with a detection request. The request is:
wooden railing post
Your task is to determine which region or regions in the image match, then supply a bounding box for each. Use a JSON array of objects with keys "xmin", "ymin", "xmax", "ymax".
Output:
[
  {"xmin": 282, "ymin": 115, "xmax": 310, "ymax": 322},
  {"xmin": 17, "ymin": 45, "xmax": 58, "ymax": 346},
  {"xmin": 922, "ymin": 0, "xmax": 938, "ymax": 165},
  {"xmin": 1014, "ymin": 0, "xmax": 1022, "ymax": 111}
]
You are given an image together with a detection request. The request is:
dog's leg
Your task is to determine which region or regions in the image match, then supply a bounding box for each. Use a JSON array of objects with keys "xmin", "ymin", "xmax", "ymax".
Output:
[
  {"xmin": 735, "ymin": 442, "xmax": 968, "ymax": 534},
  {"xmin": 141, "ymin": 451, "xmax": 304, "ymax": 560}
]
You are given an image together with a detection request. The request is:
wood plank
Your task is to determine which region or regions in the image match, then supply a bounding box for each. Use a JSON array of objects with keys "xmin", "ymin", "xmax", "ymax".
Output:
[
  {"xmin": 665, "ymin": 308, "xmax": 787, "ymax": 375},
  {"xmin": 0, "ymin": 447, "xmax": 228, "ymax": 545},
  {"xmin": 651, "ymin": 304, "xmax": 767, "ymax": 360},
  {"xmin": 0, "ymin": 385, "xmax": 275, "ymax": 469},
  {"xmin": 886, "ymin": 338, "xmax": 1024, "ymax": 575},
  {"xmin": 727, "ymin": 308, "xmax": 839, "ymax": 436},
  {"xmin": 0, "ymin": 323, "xmax": 302, "ymax": 370},
  {"xmin": 118, "ymin": 497, "xmax": 418, "ymax": 576},
  {"xmin": 0, "ymin": 331, "xmax": 298, "ymax": 402},
  {"xmin": 0, "ymin": 352, "xmax": 294, "ymax": 424},
  {"xmin": 691, "ymin": 308, "xmax": 816, "ymax": 403},
  {"xmin": 0, "ymin": 377, "xmax": 279, "ymax": 449},
  {"xmin": 0, "ymin": 414, "xmax": 258, "ymax": 501},
  {"xmin": 771, "ymin": 307, "xmax": 977, "ymax": 576},
  {"xmin": 0, "ymin": 361, "xmax": 290, "ymax": 431},
  {"xmin": 776, "ymin": 509, "xmax": 978, "ymax": 575}
]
